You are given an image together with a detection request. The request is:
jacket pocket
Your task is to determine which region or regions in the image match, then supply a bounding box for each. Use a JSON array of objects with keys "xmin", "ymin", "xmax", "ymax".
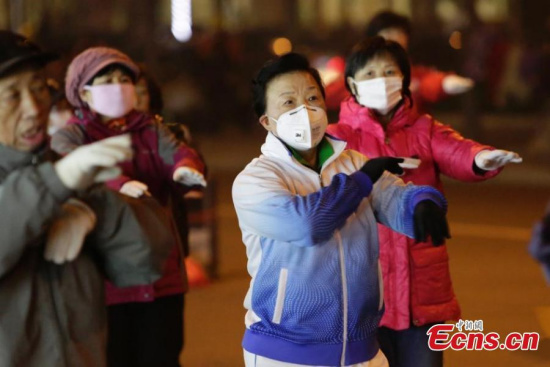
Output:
[
  {"xmin": 409, "ymin": 245, "xmax": 454, "ymax": 306},
  {"xmin": 272, "ymin": 268, "xmax": 288, "ymax": 324}
]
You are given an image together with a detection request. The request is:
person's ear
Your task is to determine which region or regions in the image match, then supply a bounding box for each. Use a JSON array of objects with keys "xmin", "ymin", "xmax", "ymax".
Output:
[
  {"xmin": 259, "ymin": 115, "xmax": 270, "ymax": 129},
  {"xmin": 347, "ymin": 77, "xmax": 357, "ymax": 96},
  {"xmin": 79, "ymin": 89, "xmax": 91, "ymax": 105}
]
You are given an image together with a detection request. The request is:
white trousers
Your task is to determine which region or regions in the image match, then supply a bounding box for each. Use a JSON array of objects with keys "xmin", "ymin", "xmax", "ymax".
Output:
[{"xmin": 243, "ymin": 349, "xmax": 389, "ymax": 367}]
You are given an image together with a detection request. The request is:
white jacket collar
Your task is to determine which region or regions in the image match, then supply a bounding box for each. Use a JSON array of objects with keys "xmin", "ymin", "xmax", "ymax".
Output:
[{"xmin": 260, "ymin": 132, "xmax": 347, "ymax": 169}]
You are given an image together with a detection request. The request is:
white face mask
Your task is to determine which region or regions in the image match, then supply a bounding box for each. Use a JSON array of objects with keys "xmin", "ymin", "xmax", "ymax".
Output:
[
  {"xmin": 269, "ymin": 105, "xmax": 328, "ymax": 150},
  {"xmin": 352, "ymin": 76, "xmax": 403, "ymax": 114}
]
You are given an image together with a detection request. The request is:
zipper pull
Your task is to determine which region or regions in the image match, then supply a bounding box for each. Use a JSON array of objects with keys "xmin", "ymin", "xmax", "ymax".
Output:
[
  {"xmin": 385, "ymin": 136, "xmax": 390, "ymax": 145},
  {"xmin": 31, "ymin": 155, "xmax": 38, "ymax": 165}
]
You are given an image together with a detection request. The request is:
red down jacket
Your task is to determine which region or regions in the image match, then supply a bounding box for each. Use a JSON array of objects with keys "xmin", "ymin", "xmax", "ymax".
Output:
[{"xmin": 326, "ymin": 98, "xmax": 501, "ymax": 330}]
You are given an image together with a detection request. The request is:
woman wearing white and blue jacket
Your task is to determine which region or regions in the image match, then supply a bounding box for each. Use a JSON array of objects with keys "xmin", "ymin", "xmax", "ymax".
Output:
[{"xmin": 233, "ymin": 53, "xmax": 450, "ymax": 367}]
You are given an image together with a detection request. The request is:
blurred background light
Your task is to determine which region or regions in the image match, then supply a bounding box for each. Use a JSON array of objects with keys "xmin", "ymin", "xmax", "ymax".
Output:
[
  {"xmin": 436, "ymin": 0, "xmax": 461, "ymax": 24},
  {"xmin": 172, "ymin": 0, "xmax": 192, "ymax": 42},
  {"xmin": 449, "ymin": 30, "xmax": 462, "ymax": 49},
  {"xmin": 475, "ymin": 0, "xmax": 509, "ymax": 23},
  {"xmin": 271, "ymin": 37, "xmax": 292, "ymax": 55}
]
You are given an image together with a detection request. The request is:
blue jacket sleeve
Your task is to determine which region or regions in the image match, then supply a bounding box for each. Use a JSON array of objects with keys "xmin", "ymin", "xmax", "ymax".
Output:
[
  {"xmin": 233, "ymin": 163, "xmax": 373, "ymax": 247},
  {"xmin": 370, "ymin": 172, "xmax": 447, "ymax": 238}
]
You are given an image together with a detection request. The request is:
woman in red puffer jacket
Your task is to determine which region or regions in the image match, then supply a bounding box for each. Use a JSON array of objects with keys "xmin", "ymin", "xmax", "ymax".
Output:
[{"xmin": 327, "ymin": 37, "xmax": 522, "ymax": 367}]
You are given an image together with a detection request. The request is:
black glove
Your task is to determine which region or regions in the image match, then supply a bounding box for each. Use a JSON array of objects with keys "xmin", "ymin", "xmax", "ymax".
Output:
[
  {"xmin": 360, "ymin": 157, "xmax": 404, "ymax": 184},
  {"xmin": 413, "ymin": 200, "xmax": 450, "ymax": 246}
]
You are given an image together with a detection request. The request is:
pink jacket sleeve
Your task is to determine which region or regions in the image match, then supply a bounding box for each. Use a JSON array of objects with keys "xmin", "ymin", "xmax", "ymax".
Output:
[{"xmin": 429, "ymin": 119, "xmax": 501, "ymax": 182}]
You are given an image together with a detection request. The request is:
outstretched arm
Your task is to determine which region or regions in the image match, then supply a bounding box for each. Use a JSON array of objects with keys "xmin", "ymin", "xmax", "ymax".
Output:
[
  {"xmin": 155, "ymin": 122, "xmax": 206, "ymax": 186},
  {"xmin": 233, "ymin": 164, "xmax": 373, "ymax": 247}
]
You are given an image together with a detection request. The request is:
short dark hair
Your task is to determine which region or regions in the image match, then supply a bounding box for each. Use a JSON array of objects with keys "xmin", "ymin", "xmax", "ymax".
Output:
[
  {"xmin": 252, "ymin": 53, "xmax": 325, "ymax": 118},
  {"xmin": 85, "ymin": 63, "xmax": 137, "ymax": 85},
  {"xmin": 345, "ymin": 36, "xmax": 412, "ymax": 105},
  {"xmin": 365, "ymin": 11, "xmax": 411, "ymax": 38}
]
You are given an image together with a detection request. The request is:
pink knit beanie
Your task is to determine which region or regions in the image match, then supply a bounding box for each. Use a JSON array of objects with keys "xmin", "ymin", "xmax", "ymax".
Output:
[{"xmin": 65, "ymin": 47, "xmax": 139, "ymax": 108}]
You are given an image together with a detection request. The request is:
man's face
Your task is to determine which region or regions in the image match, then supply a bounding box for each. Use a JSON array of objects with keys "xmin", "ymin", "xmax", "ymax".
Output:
[{"xmin": 0, "ymin": 67, "xmax": 51, "ymax": 152}]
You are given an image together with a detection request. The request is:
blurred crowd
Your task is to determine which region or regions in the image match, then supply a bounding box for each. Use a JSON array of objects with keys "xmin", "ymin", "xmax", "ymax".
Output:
[{"xmin": 32, "ymin": 9, "xmax": 550, "ymax": 135}]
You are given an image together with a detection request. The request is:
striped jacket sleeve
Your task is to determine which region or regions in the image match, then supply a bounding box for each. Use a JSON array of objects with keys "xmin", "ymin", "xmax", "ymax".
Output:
[
  {"xmin": 370, "ymin": 171, "xmax": 447, "ymax": 238},
  {"xmin": 232, "ymin": 161, "xmax": 373, "ymax": 247}
]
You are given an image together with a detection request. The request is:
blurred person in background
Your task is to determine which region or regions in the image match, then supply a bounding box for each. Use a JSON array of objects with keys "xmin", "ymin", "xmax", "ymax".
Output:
[
  {"xmin": 0, "ymin": 30, "xmax": 173, "ymax": 367},
  {"xmin": 233, "ymin": 52, "xmax": 452, "ymax": 367},
  {"xmin": 327, "ymin": 36, "xmax": 522, "ymax": 367},
  {"xmin": 135, "ymin": 64, "xmax": 193, "ymax": 145},
  {"xmin": 135, "ymin": 64, "xmax": 210, "ymax": 289},
  {"xmin": 51, "ymin": 47, "xmax": 206, "ymax": 367},
  {"xmin": 527, "ymin": 15, "xmax": 550, "ymax": 161},
  {"xmin": 46, "ymin": 78, "xmax": 74, "ymax": 135},
  {"xmin": 529, "ymin": 204, "xmax": 550, "ymax": 284},
  {"xmin": 324, "ymin": 11, "xmax": 474, "ymax": 116},
  {"xmin": 135, "ymin": 65, "xmax": 163, "ymax": 116}
]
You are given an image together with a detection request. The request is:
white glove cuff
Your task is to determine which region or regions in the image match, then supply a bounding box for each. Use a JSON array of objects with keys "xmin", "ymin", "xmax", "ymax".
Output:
[{"xmin": 474, "ymin": 150, "xmax": 491, "ymax": 171}]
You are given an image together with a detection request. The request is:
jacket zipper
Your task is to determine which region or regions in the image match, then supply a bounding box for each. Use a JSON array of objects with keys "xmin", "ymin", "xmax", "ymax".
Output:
[
  {"xmin": 290, "ymin": 146, "xmax": 349, "ymax": 364},
  {"xmin": 292, "ymin": 158, "xmax": 326, "ymax": 187},
  {"xmin": 318, "ymin": 165, "xmax": 347, "ymax": 365},
  {"xmin": 336, "ymin": 231, "xmax": 348, "ymax": 366}
]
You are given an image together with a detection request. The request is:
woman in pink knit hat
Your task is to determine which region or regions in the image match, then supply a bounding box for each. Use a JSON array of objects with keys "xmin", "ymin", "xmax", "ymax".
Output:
[{"xmin": 51, "ymin": 46, "xmax": 206, "ymax": 367}]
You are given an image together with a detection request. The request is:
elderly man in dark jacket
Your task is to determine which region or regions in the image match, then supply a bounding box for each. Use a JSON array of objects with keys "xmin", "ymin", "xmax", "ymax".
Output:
[{"xmin": 0, "ymin": 31, "xmax": 173, "ymax": 367}]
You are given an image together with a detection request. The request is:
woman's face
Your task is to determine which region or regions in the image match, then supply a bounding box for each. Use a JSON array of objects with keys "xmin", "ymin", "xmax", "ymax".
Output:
[
  {"xmin": 347, "ymin": 53, "xmax": 403, "ymax": 94},
  {"xmin": 260, "ymin": 71, "xmax": 325, "ymax": 134},
  {"xmin": 135, "ymin": 77, "xmax": 150, "ymax": 113}
]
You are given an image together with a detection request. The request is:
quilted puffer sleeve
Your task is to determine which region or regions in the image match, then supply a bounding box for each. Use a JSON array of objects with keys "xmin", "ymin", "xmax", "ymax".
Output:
[{"xmin": 430, "ymin": 119, "xmax": 501, "ymax": 181}]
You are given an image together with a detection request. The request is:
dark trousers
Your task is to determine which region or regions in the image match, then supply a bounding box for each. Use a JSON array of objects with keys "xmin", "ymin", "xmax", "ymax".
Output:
[
  {"xmin": 378, "ymin": 323, "xmax": 443, "ymax": 367},
  {"xmin": 107, "ymin": 294, "xmax": 185, "ymax": 367}
]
